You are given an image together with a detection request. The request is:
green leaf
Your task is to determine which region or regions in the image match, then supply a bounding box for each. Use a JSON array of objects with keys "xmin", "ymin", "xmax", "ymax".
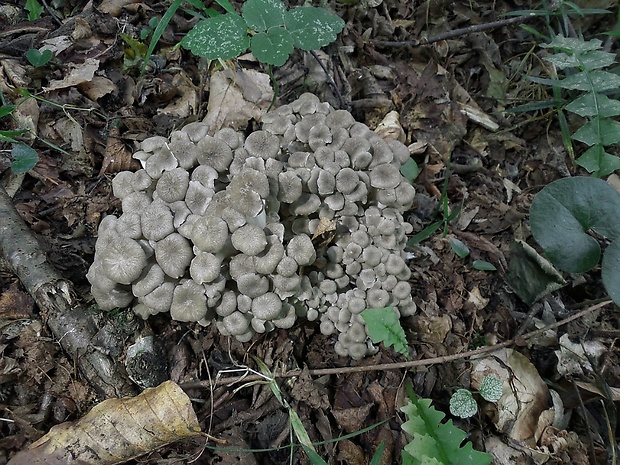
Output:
[
  {"xmin": 401, "ymin": 388, "xmax": 492, "ymax": 465},
  {"xmin": 303, "ymin": 446, "xmax": 328, "ymax": 465},
  {"xmin": 142, "ymin": 0, "xmax": 184, "ymax": 74},
  {"xmin": 0, "ymin": 129, "xmax": 28, "ymax": 143},
  {"xmin": 472, "ymin": 260, "xmax": 496, "ymax": 271},
  {"xmin": 285, "ymin": 6, "xmax": 345, "ymax": 51},
  {"xmin": 400, "ymin": 158, "xmax": 419, "ymax": 184},
  {"xmin": 530, "ymin": 177, "xmax": 620, "ymax": 273},
  {"xmin": 545, "ymin": 50, "xmax": 615, "ymax": 71},
  {"xmin": 566, "ymin": 93, "xmax": 620, "ymax": 118},
  {"xmin": 181, "ymin": 14, "xmax": 250, "ymax": 60},
  {"xmin": 25, "ymin": 0, "xmax": 43, "ymax": 20},
  {"xmin": 250, "ymin": 27, "xmax": 294, "ymax": 66},
  {"xmin": 10, "ymin": 144, "xmax": 39, "ymax": 173},
  {"xmin": 242, "ymin": 0, "xmax": 287, "ymax": 31},
  {"xmin": 0, "ymin": 105, "xmax": 15, "ymax": 118},
  {"xmin": 407, "ymin": 221, "xmax": 442, "ymax": 246},
  {"xmin": 542, "ymin": 36, "xmax": 603, "ymax": 55},
  {"xmin": 369, "ymin": 441, "xmax": 386, "ymax": 465},
  {"xmin": 449, "ymin": 389, "xmax": 477, "ymax": 418},
  {"xmin": 449, "ymin": 238, "xmax": 470, "ymax": 259},
  {"xmin": 572, "ymin": 117, "xmax": 620, "ymax": 146},
  {"xmin": 479, "ymin": 376, "xmax": 503, "ymax": 402},
  {"xmin": 361, "ymin": 307, "xmax": 409, "ymax": 357},
  {"xmin": 602, "ymin": 239, "xmax": 620, "ymax": 306},
  {"xmin": 25, "ymin": 49, "xmax": 53, "ymax": 67},
  {"xmin": 558, "ymin": 70, "xmax": 620, "ymax": 92},
  {"xmin": 576, "ymin": 145, "xmax": 620, "ymax": 177}
]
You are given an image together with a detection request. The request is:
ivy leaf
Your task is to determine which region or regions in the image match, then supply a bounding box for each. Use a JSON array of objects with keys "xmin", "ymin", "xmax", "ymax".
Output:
[
  {"xmin": 361, "ymin": 307, "xmax": 409, "ymax": 358},
  {"xmin": 250, "ymin": 27, "xmax": 294, "ymax": 66},
  {"xmin": 11, "ymin": 144, "xmax": 39, "ymax": 173},
  {"xmin": 242, "ymin": 0, "xmax": 287, "ymax": 31},
  {"xmin": 181, "ymin": 14, "xmax": 250, "ymax": 60},
  {"xmin": 449, "ymin": 389, "xmax": 477, "ymax": 418},
  {"xmin": 285, "ymin": 6, "xmax": 345, "ymax": 51}
]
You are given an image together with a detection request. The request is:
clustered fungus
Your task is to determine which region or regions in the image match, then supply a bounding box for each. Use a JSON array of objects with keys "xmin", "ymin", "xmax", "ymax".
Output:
[{"xmin": 88, "ymin": 93, "xmax": 416, "ymax": 359}]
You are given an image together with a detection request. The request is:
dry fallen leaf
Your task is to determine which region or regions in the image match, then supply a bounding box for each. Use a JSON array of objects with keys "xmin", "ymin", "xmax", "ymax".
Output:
[
  {"xmin": 44, "ymin": 58, "xmax": 100, "ymax": 92},
  {"xmin": 7, "ymin": 380, "xmax": 201, "ymax": 465}
]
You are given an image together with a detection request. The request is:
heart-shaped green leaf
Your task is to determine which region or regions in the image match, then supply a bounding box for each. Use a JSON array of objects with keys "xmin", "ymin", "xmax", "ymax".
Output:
[
  {"xmin": 26, "ymin": 48, "xmax": 53, "ymax": 67},
  {"xmin": 242, "ymin": 0, "xmax": 286, "ymax": 31},
  {"xmin": 285, "ymin": 6, "xmax": 344, "ymax": 51},
  {"xmin": 11, "ymin": 144, "xmax": 39, "ymax": 173},
  {"xmin": 530, "ymin": 177, "xmax": 620, "ymax": 273},
  {"xmin": 181, "ymin": 14, "xmax": 250, "ymax": 60}
]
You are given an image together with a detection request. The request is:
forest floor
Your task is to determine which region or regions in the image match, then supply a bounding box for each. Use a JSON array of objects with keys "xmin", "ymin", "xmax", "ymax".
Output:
[{"xmin": 0, "ymin": 0, "xmax": 619, "ymax": 464}]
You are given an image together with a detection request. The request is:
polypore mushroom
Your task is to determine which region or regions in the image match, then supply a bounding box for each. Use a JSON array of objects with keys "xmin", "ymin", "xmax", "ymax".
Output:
[{"xmin": 155, "ymin": 233, "xmax": 193, "ymax": 279}]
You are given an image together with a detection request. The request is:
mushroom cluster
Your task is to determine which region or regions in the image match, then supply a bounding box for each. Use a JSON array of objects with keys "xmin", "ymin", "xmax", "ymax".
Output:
[{"xmin": 87, "ymin": 93, "xmax": 416, "ymax": 359}]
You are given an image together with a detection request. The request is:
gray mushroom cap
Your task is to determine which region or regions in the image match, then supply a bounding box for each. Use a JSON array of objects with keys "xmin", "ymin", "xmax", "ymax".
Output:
[
  {"xmin": 251, "ymin": 292, "xmax": 283, "ymax": 320},
  {"xmin": 133, "ymin": 263, "xmax": 165, "ymax": 298},
  {"xmin": 155, "ymin": 233, "xmax": 193, "ymax": 279},
  {"xmin": 190, "ymin": 216, "xmax": 229, "ymax": 254},
  {"xmin": 145, "ymin": 146, "xmax": 178, "ymax": 179},
  {"xmin": 156, "ymin": 167, "xmax": 190, "ymax": 203},
  {"xmin": 190, "ymin": 252, "xmax": 222, "ymax": 284},
  {"xmin": 286, "ymin": 234, "xmax": 316, "ymax": 266},
  {"xmin": 244, "ymin": 130, "xmax": 280, "ymax": 159},
  {"xmin": 369, "ymin": 163, "xmax": 401, "ymax": 189},
  {"xmin": 141, "ymin": 200, "xmax": 174, "ymax": 241},
  {"xmin": 223, "ymin": 311, "xmax": 251, "ymax": 336},
  {"xmin": 170, "ymin": 280, "xmax": 208, "ymax": 322},
  {"xmin": 236, "ymin": 273, "xmax": 270, "ymax": 298},
  {"xmin": 231, "ymin": 224, "xmax": 267, "ymax": 256},
  {"xmin": 196, "ymin": 136, "xmax": 234, "ymax": 172},
  {"xmin": 100, "ymin": 235, "xmax": 147, "ymax": 285},
  {"xmin": 141, "ymin": 282, "xmax": 175, "ymax": 314}
]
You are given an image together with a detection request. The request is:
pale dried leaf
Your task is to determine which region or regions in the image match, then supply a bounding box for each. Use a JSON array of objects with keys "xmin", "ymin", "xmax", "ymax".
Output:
[
  {"xmin": 7, "ymin": 381, "xmax": 200, "ymax": 465},
  {"xmin": 44, "ymin": 58, "xmax": 100, "ymax": 92},
  {"xmin": 78, "ymin": 76, "xmax": 117, "ymax": 101}
]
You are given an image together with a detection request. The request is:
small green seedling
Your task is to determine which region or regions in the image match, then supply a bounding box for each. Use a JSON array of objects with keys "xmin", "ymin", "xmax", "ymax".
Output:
[
  {"xmin": 448, "ymin": 238, "xmax": 497, "ymax": 271},
  {"xmin": 449, "ymin": 375, "xmax": 503, "ymax": 419},
  {"xmin": 181, "ymin": 0, "xmax": 344, "ymax": 66},
  {"xmin": 25, "ymin": 49, "xmax": 53, "ymax": 67},
  {"xmin": 25, "ymin": 0, "xmax": 43, "ymax": 20},
  {"xmin": 0, "ymin": 90, "xmax": 39, "ymax": 173},
  {"xmin": 361, "ymin": 306, "xmax": 410, "ymax": 358}
]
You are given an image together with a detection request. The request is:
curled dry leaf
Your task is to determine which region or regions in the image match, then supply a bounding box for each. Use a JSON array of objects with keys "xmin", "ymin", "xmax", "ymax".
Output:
[
  {"xmin": 99, "ymin": 125, "xmax": 140, "ymax": 176},
  {"xmin": 374, "ymin": 110, "xmax": 405, "ymax": 143},
  {"xmin": 7, "ymin": 381, "xmax": 201, "ymax": 465}
]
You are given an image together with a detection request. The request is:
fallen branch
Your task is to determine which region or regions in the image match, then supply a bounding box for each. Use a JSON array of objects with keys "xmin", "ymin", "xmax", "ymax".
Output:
[
  {"xmin": 182, "ymin": 300, "xmax": 611, "ymax": 389},
  {"xmin": 0, "ymin": 184, "xmax": 137, "ymax": 398}
]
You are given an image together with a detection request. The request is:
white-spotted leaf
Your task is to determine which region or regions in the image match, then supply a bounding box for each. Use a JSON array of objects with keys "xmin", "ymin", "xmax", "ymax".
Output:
[
  {"xmin": 479, "ymin": 375, "xmax": 503, "ymax": 402},
  {"xmin": 250, "ymin": 27, "xmax": 294, "ymax": 66},
  {"xmin": 285, "ymin": 6, "xmax": 345, "ymax": 51},
  {"xmin": 242, "ymin": 0, "xmax": 286, "ymax": 31},
  {"xmin": 449, "ymin": 389, "xmax": 477, "ymax": 418},
  {"xmin": 181, "ymin": 14, "xmax": 250, "ymax": 60}
]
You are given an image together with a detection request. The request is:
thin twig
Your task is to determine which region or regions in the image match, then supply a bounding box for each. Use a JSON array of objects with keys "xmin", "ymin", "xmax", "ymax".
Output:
[
  {"xmin": 181, "ymin": 300, "xmax": 612, "ymax": 390},
  {"xmin": 372, "ymin": 14, "xmax": 537, "ymax": 48}
]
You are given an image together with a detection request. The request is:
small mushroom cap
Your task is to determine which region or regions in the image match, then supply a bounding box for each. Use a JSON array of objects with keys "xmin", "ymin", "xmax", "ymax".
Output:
[
  {"xmin": 254, "ymin": 235, "xmax": 284, "ymax": 275},
  {"xmin": 244, "ymin": 130, "xmax": 280, "ymax": 159},
  {"xmin": 325, "ymin": 109, "xmax": 355, "ymax": 130},
  {"xmin": 156, "ymin": 167, "xmax": 190, "ymax": 203},
  {"xmin": 196, "ymin": 136, "xmax": 234, "ymax": 172},
  {"xmin": 277, "ymin": 171, "xmax": 303, "ymax": 204},
  {"xmin": 223, "ymin": 311, "xmax": 251, "ymax": 336},
  {"xmin": 169, "ymin": 130, "xmax": 199, "ymax": 169},
  {"xmin": 133, "ymin": 263, "xmax": 165, "ymax": 298},
  {"xmin": 236, "ymin": 273, "xmax": 270, "ymax": 298},
  {"xmin": 122, "ymin": 192, "xmax": 151, "ymax": 215},
  {"xmin": 185, "ymin": 181, "xmax": 214, "ymax": 216},
  {"xmin": 112, "ymin": 171, "xmax": 137, "ymax": 199},
  {"xmin": 145, "ymin": 146, "xmax": 179, "ymax": 179},
  {"xmin": 289, "ymin": 193, "xmax": 321, "ymax": 216},
  {"xmin": 116, "ymin": 212, "xmax": 142, "ymax": 240},
  {"xmin": 251, "ymin": 292, "xmax": 283, "ymax": 320},
  {"xmin": 141, "ymin": 200, "xmax": 174, "ymax": 241},
  {"xmin": 91, "ymin": 285, "xmax": 134, "ymax": 311},
  {"xmin": 155, "ymin": 233, "xmax": 193, "ymax": 279},
  {"xmin": 286, "ymin": 234, "xmax": 316, "ymax": 266},
  {"xmin": 100, "ymin": 236, "xmax": 147, "ymax": 285},
  {"xmin": 335, "ymin": 168, "xmax": 359, "ymax": 195},
  {"xmin": 369, "ymin": 163, "xmax": 401, "ymax": 189},
  {"xmin": 190, "ymin": 252, "xmax": 222, "ymax": 284},
  {"xmin": 231, "ymin": 224, "xmax": 267, "ymax": 256},
  {"xmin": 214, "ymin": 127, "xmax": 243, "ymax": 149},
  {"xmin": 181, "ymin": 121, "xmax": 210, "ymax": 143},
  {"xmin": 215, "ymin": 290, "xmax": 237, "ymax": 317},
  {"xmin": 170, "ymin": 280, "xmax": 208, "ymax": 322},
  {"xmin": 141, "ymin": 282, "xmax": 175, "ymax": 313},
  {"xmin": 190, "ymin": 216, "xmax": 229, "ymax": 254}
]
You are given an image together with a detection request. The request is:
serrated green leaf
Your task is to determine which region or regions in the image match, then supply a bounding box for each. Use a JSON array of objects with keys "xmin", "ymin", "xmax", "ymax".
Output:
[
  {"xmin": 545, "ymin": 50, "xmax": 615, "ymax": 71},
  {"xmin": 181, "ymin": 14, "xmax": 250, "ymax": 60},
  {"xmin": 472, "ymin": 260, "xmax": 497, "ymax": 271},
  {"xmin": 285, "ymin": 6, "xmax": 344, "ymax": 51},
  {"xmin": 559, "ymin": 70, "xmax": 620, "ymax": 92},
  {"xmin": 449, "ymin": 238, "xmax": 470, "ymax": 258},
  {"xmin": 400, "ymin": 158, "xmax": 419, "ymax": 184},
  {"xmin": 242, "ymin": 0, "xmax": 287, "ymax": 31},
  {"xmin": 572, "ymin": 117, "xmax": 620, "ymax": 146},
  {"xmin": 566, "ymin": 93, "xmax": 620, "ymax": 118},
  {"xmin": 576, "ymin": 145, "xmax": 620, "ymax": 177},
  {"xmin": 479, "ymin": 376, "xmax": 503, "ymax": 402},
  {"xmin": 250, "ymin": 27, "xmax": 294, "ymax": 66},
  {"xmin": 361, "ymin": 307, "xmax": 409, "ymax": 357},
  {"xmin": 530, "ymin": 177, "xmax": 620, "ymax": 273},
  {"xmin": 449, "ymin": 389, "xmax": 477, "ymax": 418},
  {"xmin": 401, "ymin": 391, "xmax": 492, "ymax": 465},
  {"xmin": 542, "ymin": 36, "xmax": 603, "ymax": 54},
  {"xmin": 11, "ymin": 144, "xmax": 39, "ymax": 173}
]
